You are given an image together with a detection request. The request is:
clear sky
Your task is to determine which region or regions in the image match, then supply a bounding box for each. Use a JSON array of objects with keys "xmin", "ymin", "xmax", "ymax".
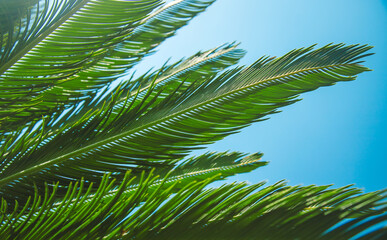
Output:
[{"xmin": 134, "ymin": 0, "xmax": 387, "ymax": 192}]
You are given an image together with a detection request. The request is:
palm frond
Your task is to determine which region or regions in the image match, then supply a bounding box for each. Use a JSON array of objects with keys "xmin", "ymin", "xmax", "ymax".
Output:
[
  {"xmin": 0, "ymin": 151, "xmax": 266, "ymax": 237},
  {"xmin": 0, "ymin": 0, "xmax": 216, "ymax": 133},
  {"xmin": 0, "ymin": 43, "xmax": 245, "ymax": 196},
  {"xmin": 0, "ymin": 43, "xmax": 244, "ymax": 170},
  {"xmin": 52, "ymin": 151, "xmax": 266, "ymax": 209},
  {"xmin": 0, "ymin": 44, "xmax": 373, "ymax": 202},
  {"xmin": 1, "ymin": 170, "xmax": 386, "ymax": 239}
]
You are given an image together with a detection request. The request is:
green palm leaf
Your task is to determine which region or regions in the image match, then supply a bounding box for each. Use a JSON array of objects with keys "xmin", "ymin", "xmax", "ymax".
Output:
[
  {"xmin": 0, "ymin": 44, "xmax": 372, "ymax": 202},
  {"xmin": 0, "ymin": 43, "xmax": 245, "ymax": 199}
]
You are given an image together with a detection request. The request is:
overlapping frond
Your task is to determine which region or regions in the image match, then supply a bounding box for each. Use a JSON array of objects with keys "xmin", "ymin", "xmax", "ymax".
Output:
[
  {"xmin": 0, "ymin": 43, "xmax": 243, "ymax": 174},
  {"xmin": 0, "ymin": 0, "xmax": 161, "ymax": 131},
  {"xmin": 0, "ymin": 44, "xmax": 245, "ymax": 199},
  {"xmin": 0, "ymin": 0, "xmax": 216, "ymax": 133},
  {"xmin": 0, "ymin": 145, "xmax": 264, "ymax": 204},
  {"xmin": 0, "ymin": 44, "xmax": 373, "ymax": 203},
  {"xmin": 0, "ymin": 151, "xmax": 266, "ymax": 235},
  {"xmin": 1, "ymin": 170, "xmax": 386, "ymax": 239},
  {"xmin": 49, "ymin": 151, "xmax": 266, "ymax": 207}
]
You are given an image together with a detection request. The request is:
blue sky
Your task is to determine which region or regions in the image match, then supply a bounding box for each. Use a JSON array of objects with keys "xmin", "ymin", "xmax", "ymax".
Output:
[{"xmin": 135, "ymin": 0, "xmax": 387, "ymax": 192}]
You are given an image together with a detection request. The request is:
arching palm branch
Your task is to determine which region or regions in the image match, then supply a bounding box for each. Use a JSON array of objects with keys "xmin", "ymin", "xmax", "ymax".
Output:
[{"xmin": 0, "ymin": 0, "xmax": 386, "ymax": 239}]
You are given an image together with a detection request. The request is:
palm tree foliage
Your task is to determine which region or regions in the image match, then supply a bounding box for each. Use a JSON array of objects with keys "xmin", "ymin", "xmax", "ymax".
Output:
[{"xmin": 0, "ymin": 0, "xmax": 386, "ymax": 239}]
